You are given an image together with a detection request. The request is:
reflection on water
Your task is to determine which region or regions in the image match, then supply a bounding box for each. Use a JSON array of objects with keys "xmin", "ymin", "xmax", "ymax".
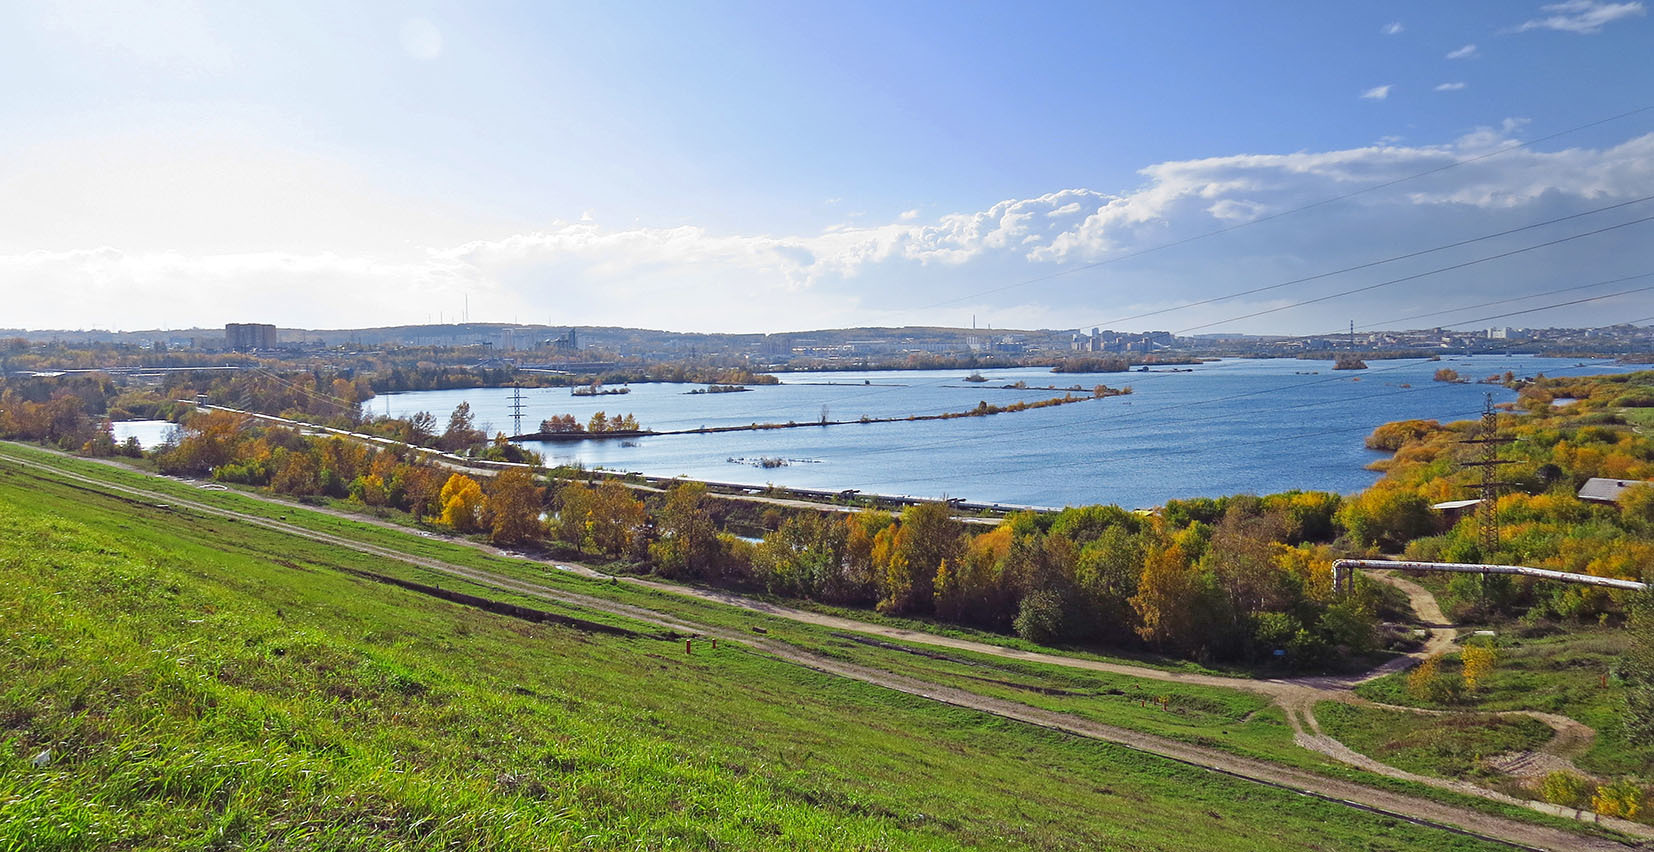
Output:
[
  {"xmin": 109, "ymin": 420, "xmax": 178, "ymax": 449},
  {"xmin": 380, "ymin": 356, "xmax": 1635, "ymax": 509}
]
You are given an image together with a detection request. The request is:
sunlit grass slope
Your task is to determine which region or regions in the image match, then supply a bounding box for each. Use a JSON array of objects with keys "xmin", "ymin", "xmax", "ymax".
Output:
[{"xmin": 0, "ymin": 463, "xmax": 1506, "ymax": 851}]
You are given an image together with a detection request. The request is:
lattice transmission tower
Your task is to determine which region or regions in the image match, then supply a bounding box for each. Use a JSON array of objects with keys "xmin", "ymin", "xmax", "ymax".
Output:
[
  {"xmin": 1460, "ymin": 393, "xmax": 1514, "ymax": 556},
  {"xmin": 509, "ymin": 383, "xmax": 526, "ymax": 437}
]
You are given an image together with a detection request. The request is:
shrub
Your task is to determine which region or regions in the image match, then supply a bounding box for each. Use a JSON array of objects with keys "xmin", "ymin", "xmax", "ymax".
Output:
[
  {"xmin": 1539, "ymin": 771, "xmax": 1591, "ymax": 808},
  {"xmin": 1460, "ymin": 643, "xmax": 1496, "ymax": 691},
  {"xmin": 1592, "ymin": 778, "xmax": 1645, "ymax": 819},
  {"xmin": 1406, "ymin": 653, "xmax": 1460, "ymax": 703}
]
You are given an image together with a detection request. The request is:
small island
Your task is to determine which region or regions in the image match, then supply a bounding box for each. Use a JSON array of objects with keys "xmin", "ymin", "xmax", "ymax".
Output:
[
  {"xmin": 572, "ymin": 381, "xmax": 631, "ymax": 397},
  {"xmin": 1332, "ymin": 354, "xmax": 1368, "ymax": 370},
  {"xmin": 513, "ymin": 412, "xmax": 647, "ymax": 441}
]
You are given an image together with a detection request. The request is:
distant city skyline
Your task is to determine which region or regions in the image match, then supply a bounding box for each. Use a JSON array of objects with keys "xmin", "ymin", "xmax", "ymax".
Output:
[{"xmin": 1, "ymin": 1, "xmax": 1651, "ymax": 334}]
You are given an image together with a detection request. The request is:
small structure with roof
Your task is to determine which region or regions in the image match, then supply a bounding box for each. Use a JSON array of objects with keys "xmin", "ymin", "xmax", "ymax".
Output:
[
  {"xmin": 1430, "ymin": 498, "xmax": 1482, "ymax": 528},
  {"xmin": 1577, "ymin": 477, "xmax": 1652, "ymax": 504}
]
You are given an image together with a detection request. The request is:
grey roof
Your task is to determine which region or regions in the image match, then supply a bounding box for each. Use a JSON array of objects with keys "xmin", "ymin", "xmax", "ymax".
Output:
[
  {"xmin": 1577, "ymin": 477, "xmax": 1650, "ymax": 503},
  {"xmin": 1431, "ymin": 498, "xmax": 1483, "ymax": 511}
]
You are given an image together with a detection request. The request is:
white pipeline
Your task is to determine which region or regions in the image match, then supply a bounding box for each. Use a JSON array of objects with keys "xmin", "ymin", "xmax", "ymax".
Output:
[{"xmin": 1332, "ymin": 558, "xmax": 1647, "ymax": 593}]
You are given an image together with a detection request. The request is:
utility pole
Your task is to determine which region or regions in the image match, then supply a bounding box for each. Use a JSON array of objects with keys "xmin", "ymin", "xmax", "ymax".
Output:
[
  {"xmin": 509, "ymin": 383, "xmax": 525, "ymax": 437},
  {"xmin": 1460, "ymin": 392, "xmax": 1515, "ymax": 558}
]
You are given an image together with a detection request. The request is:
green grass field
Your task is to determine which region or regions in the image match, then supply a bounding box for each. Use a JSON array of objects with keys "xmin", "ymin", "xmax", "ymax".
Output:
[
  {"xmin": 0, "ymin": 450, "xmax": 1527, "ymax": 850},
  {"xmin": 1316, "ymin": 703, "xmax": 1555, "ymax": 781},
  {"xmin": 1354, "ymin": 626, "xmax": 1649, "ymax": 777}
]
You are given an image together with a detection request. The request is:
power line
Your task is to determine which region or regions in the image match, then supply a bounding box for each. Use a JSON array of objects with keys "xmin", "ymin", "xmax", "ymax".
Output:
[
  {"xmin": 1079, "ymin": 194, "xmax": 1654, "ymax": 332},
  {"xmin": 1170, "ymin": 213, "xmax": 1654, "ymax": 335},
  {"xmin": 1348, "ymin": 272, "xmax": 1654, "ymax": 333},
  {"xmin": 914, "ymin": 104, "xmax": 1654, "ymax": 312}
]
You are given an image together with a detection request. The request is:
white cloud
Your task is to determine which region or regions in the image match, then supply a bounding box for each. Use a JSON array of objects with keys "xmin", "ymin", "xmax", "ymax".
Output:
[
  {"xmin": 1360, "ymin": 85, "xmax": 1393, "ymax": 100},
  {"xmin": 1445, "ymin": 43, "xmax": 1479, "ymax": 59},
  {"xmin": 5, "ymin": 130, "xmax": 1653, "ymax": 333},
  {"xmin": 1513, "ymin": 0, "xmax": 1645, "ymax": 33},
  {"xmin": 1435, "ymin": 82, "xmax": 1468, "ymax": 91},
  {"xmin": 899, "ymin": 209, "xmax": 920, "ymax": 221},
  {"xmin": 1381, "ymin": 21, "xmax": 1405, "ymax": 35},
  {"xmin": 400, "ymin": 18, "xmax": 444, "ymax": 60}
]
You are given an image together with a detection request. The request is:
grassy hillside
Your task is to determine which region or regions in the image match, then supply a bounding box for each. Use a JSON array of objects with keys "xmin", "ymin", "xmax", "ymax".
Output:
[{"xmin": 0, "ymin": 459, "xmax": 1515, "ymax": 851}]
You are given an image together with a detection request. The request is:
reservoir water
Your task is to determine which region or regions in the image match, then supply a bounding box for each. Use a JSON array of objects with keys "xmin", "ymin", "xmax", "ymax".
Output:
[
  {"xmin": 110, "ymin": 419, "xmax": 179, "ymax": 449},
  {"xmin": 378, "ymin": 356, "xmax": 1636, "ymax": 509}
]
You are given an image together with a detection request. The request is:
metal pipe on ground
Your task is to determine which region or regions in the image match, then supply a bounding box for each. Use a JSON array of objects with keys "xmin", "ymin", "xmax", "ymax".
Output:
[{"xmin": 1332, "ymin": 559, "xmax": 1647, "ymax": 595}]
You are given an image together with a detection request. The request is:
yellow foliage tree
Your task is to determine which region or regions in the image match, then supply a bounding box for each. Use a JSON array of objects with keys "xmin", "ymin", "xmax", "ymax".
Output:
[
  {"xmin": 1129, "ymin": 542, "xmax": 1198, "ymax": 651},
  {"xmin": 1460, "ymin": 643, "xmax": 1495, "ymax": 691},
  {"xmin": 1407, "ymin": 653, "xmax": 1444, "ymax": 701},
  {"xmin": 439, "ymin": 473, "xmax": 488, "ymax": 533}
]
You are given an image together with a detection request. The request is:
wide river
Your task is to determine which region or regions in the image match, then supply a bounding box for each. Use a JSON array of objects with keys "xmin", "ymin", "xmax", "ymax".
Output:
[{"xmin": 378, "ymin": 356, "xmax": 1637, "ymax": 510}]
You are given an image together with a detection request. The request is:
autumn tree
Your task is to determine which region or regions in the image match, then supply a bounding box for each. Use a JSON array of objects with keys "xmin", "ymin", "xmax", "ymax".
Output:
[
  {"xmin": 439, "ymin": 473, "xmax": 488, "ymax": 533},
  {"xmin": 489, "ymin": 468, "xmax": 545, "ymax": 545},
  {"xmin": 1338, "ymin": 486, "xmax": 1434, "ymax": 551},
  {"xmin": 1074, "ymin": 525, "xmax": 1145, "ymax": 643},
  {"xmin": 157, "ymin": 410, "xmax": 248, "ymax": 475},
  {"xmin": 554, "ymin": 481, "xmax": 595, "ymax": 551},
  {"xmin": 588, "ymin": 480, "xmax": 646, "ymax": 558},
  {"xmin": 934, "ymin": 525, "xmax": 1014, "ymax": 627},
  {"xmin": 650, "ymin": 481, "xmax": 720, "ymax": 578},
  {"xmin": 755, "ymin": 512, "xmax": 861, "ymax": 601},
  {"xmin": 844, "ymin": 510, "xmax": 893, "ymax": 592},
  {"xmin": 1130, "ymin": 541, "xmax": 1202, "ymax": 653},
  {"xmin": 875, "ymin": 502, "xmax": 962, "ymax": 614},
  {"xmin": 440, "ymin": 402, "xmax": 485, "ymax": 452}
]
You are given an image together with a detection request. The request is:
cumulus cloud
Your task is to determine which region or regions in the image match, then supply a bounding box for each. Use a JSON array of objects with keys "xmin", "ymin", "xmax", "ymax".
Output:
[
  {"xmin": 1513, "ymin": 0, "xmax": 1645, "ymax": 33},
  {"xmin": 1446, "ymin": 43, "xmax": 1479, "ymax": 59},
  {"xmin": 1360, "ymin": 85, "xmax": 1393, "ymax": 100},
  {"xmin": 6, "ymin": 130, "xmax": 1653, "ymax": 333},
  {"xmin": 1381, "ymin": 21, "xmax": 1405, "ymax": 35},
  {"xmin": 899, "ymin": 209, "xmax": 920, "ymax": 221},
  {"xmin": 1435, "ymin": 82, "xmax": 1468, "ymax": 91}
]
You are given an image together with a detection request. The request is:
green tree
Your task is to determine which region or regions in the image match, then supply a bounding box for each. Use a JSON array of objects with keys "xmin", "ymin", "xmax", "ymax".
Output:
[
  {"xmin": 650, "ymin": 481, "xmax": 720, "ymax": 579},
  {"xmin": 1625, "ymin": 589, "xmax": 1654, "ymax": 741}
]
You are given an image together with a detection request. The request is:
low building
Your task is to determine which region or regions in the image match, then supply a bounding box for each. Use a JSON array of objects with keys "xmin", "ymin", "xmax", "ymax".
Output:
[{"xmin": 1577, "ymin": 477, "xmax": 1652, "ymax": 504}]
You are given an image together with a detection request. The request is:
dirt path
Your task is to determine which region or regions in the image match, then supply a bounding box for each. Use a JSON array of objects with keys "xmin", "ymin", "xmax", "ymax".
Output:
[{"xmin": 3, "ymin": 446, "xmax": 1647, "ymax": 850}]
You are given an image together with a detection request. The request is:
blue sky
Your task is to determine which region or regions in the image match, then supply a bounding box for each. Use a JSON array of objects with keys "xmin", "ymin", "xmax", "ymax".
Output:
[{"xmin": 2, "ymin": 1, "xmax": 1651, "ymax": 334}]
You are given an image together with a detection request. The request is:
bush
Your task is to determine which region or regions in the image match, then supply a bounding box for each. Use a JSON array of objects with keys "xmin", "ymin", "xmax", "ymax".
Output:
[
  {"xmin": 1592, "ymin": 778, "xmax": 1645, "ymax": 819},
  {"xmin": 1013, "ymin": 589, "xmax": 1069, "ymax": 644},
  {"xmin": 1539, "ymin": 771, "xmax": 1591, "ymax": 808},
  {"xmin": 1406, "ymin": 654, "xmax": 1461, "ymax": 703}
]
